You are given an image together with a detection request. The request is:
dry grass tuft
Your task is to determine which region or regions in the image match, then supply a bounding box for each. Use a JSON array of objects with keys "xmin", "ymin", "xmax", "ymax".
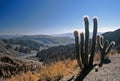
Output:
[{"xmin": 38, "ymin": 59, "xmax": 78, "ymax": 80}]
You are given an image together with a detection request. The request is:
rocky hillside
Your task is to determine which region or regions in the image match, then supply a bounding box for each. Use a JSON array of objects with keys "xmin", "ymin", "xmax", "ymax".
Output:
[
  {"xmin": 36, "ymin": 44, "xmax": 75, "ymax": 63},
  {"xmin": 102, "ymin": 29, "xmax": 120, "ymax": 51},
  {"xmin": 0, "ymin": 39, "xmax": 8, "ymax": 54},
  {"xmin": 0, "ymin": 55, "xmax": 37, "ymax": 78}
]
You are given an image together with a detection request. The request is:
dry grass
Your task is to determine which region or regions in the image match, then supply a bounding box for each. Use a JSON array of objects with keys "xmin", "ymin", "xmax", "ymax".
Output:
[
  {"xmin": 4, "ymin": 59, "xmax": 78, "ymax": 81},
  {"xmin": 38, "ymin": 59, "xmax": 78, "ymax": 80}
]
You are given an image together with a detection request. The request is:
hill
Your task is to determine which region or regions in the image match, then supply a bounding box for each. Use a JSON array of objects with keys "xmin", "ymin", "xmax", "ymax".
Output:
[
  {"xmin": 102, "ymin": 29, "xmax": 120, "ymax": 51},
  {"xmin": 15, "ymin": 35, "xmax": 74, "ymax": 46},
  {"xmin": 0, "ymin": 55, "xmax": 38, "ymax": 78},
  {"xmin": 0, "ymin": 39, "xmax": 8, "ymax": 54},
  {"xmin": 52, "ymin": 32, "xmax": 102, "ymax": 38},
  {"xmin": 0, "ymin": 35, "xmax": 74, "ymax": 55},
  {"xmin": 36, "ymin": 44, "xmax": 75, "ymax": 63},
  {"xmin": 0, "ymin": 35, "xmax": 21, "ymax": 39}
]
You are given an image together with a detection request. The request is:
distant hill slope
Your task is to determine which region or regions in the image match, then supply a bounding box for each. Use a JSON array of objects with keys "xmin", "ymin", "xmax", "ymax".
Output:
[
  {"xmin": 51, "ymin": 33, "xmax": 74, "ymax": 38},
  {"xmin": 0, "ymin": 55, "xmax": 37, "ymax": 78},
  {"xmin": 0, "ymin": 35, "xmax": 74, "ymax": 53},
  {"xmin": 36, "ymin": 44, "xmax": 75, "ymax": 63},
  {"xmin": 0, "ymin": 35, "xmax": 21, "ymax": 39},
  {"xmin": 52, "ymin": 32, "xmax": 102, "ymax": 38},
  {"xmin": 14, "ymin": 35, "xmax": 74, "ymax": 46},
  {"xmin": 102, "ymin": 29, "xmax": 120, "ymax": 50},
  {"xmin": 0, "ymin": 39, "xmax": 8, "ymax": 54}
]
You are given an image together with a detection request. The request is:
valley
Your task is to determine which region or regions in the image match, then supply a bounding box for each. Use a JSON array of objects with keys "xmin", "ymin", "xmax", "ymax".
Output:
[{"xmin": 0, "ymin": 29, "xmax": 120, "ymax": 81}]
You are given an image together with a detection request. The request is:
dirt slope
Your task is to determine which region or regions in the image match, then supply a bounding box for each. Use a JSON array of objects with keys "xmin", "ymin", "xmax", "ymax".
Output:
[{"xmin": 84, "ymin": 54, "xmax": 120, "ymax": 81}]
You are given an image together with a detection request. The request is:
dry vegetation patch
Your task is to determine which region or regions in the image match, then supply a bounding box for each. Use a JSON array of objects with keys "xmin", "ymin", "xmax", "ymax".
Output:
[
  {"xmin": 3, "ymin": 59, "xmax": 78, "ymax": 81},
  {"xmin": 38, "ymin": 59, "xmax": 78, "ymax": 81}
]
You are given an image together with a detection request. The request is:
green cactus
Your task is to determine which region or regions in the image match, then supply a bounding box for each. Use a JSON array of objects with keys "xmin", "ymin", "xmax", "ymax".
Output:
[
  {"xmin": 89, "ymin": 17, "xmax": 98, "ymax": 66},
  {"xmin": 80, "ymin": 32, "xmax": 84, "ymax": 69},
  {"xmin": 74, "ymin": 16, "xmax": 98, "ymax": 81},
  {"xmin": 74, "ymin": 16, "xmax": 115, "ymax": 81},
  {"xmin": 97, "ymin": 35, "xmax": 115, "ymax": 67},
  {"xmin": 84, "ymin": 16, "xmax": 89, "ymax": 66},
  {"xmin": 74, "ymin": 31, "xmax": 83, "ymax": 69},
  {"xmin": 74, "ymin": 16, "xmax": 97, "ymax": 68}
]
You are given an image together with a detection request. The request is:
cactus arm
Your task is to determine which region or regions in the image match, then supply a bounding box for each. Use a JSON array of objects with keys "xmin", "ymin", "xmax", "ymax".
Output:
[
  {"xmin": 105, "ymin": 41, "xmax": 115, "ymax": 55},
  {"xmin": 100, "ymin": 36, "xmax": 104, "ymax": 48},
  {"xmin": 89, "ymin": 17, "xmax": 98, "ymax": 66},
  {"xmin": 84, "ymin": 17, "xmax": 89, "ymax": 66},
  {"xmin": 97, "ymin": 36, "xmax": 115, "ymax": 67},
  {"xmin": 80, "ymin": 32, "xmax": 85, "ymax": 68},
  {"xmin": 99, "ymin": 40, "xmax": 108, "ymax": 66},
  {"xmin": 74, "ymin": 31, "xmax": 83, "ymax": 69},
  {"xmin": 97, "ymin": 35, "xmax": 103, "ymax": 49},
  {"xmin": 103, "ymin": 40, "xmax": 109, "ymax": 54}
]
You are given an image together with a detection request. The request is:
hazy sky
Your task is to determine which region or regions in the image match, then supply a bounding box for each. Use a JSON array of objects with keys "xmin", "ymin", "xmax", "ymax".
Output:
[{"xmin": 0, "ymin": 0, "xmax": 120, "ymax": 35}]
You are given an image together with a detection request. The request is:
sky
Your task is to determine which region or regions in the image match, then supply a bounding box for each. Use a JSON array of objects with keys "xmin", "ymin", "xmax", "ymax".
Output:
[{"xmin": 0, "ymin": 0, "xmax": 120, "ymax": 35}]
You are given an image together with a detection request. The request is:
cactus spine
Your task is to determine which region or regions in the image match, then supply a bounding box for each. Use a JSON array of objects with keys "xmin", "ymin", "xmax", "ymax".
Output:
[{"xmin": 97, "ymin": 35, "xmax": 115, "ymax": 66}]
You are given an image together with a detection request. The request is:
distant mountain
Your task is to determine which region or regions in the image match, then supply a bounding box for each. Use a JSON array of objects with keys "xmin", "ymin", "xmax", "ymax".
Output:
[
  {"xmin": 51, "ymin": 33, "xmax": 74, "ymax": 38},
  {"xmin": 52, "ymin": 32, "xmax": 103, "ymax": 38},
  {"xmin": 102, "ymin": 29, "xmax": 120, "ymax": 50},
  {"xmin": 0, "ymin": 35, "xmax": 22, "ymax": 39},
  {"xmin": 14, "ymin": 35, "xmax": 74, "ymax": 46},
  {"xmin": 0, "ymin": 35, "xmax": 74, "ymax": 53}
]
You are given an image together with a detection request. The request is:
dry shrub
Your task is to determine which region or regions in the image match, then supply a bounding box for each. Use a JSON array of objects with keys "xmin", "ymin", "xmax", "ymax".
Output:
[{"xmin": 38, "ymin": 59, "xmax": 78, "ymax": 80}]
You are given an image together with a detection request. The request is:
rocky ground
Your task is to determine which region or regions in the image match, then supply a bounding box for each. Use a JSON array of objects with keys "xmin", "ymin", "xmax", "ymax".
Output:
[{"xmin": 83, "ymin": 54, "xmax": 120, "ymax": 81}]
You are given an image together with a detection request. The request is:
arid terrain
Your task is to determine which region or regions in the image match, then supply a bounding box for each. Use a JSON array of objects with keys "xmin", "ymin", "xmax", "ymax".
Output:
[
  {"xmin": 0, "ymin": 29, "xmax": 120, "ymax": 81},
  {"xmin": 84, "ymin": 54, "xmax": 120, "ymax": 81}
]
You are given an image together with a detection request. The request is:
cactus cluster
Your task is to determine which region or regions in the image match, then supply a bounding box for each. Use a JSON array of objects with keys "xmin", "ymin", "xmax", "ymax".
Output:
[
  {"xmin": 97, "ymin": 35, "xmax": 115, "ymax": 67},
  {"xmin": 74, "ymin": 16, "xmax": 115, "ymax": 80}
]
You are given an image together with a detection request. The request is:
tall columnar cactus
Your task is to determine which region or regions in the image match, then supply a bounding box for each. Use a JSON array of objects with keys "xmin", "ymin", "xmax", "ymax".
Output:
[
  {"xmin": 74, "ymin": 16, "xmax": 97, "ymax": 81},
  {"xmin": 97, "ymin": 35, "xmax": 115, "ymax": 67},
  {"xmin": 84, "ymin": 17, "xmax": 89, "ymax": 67},
  {"xmin": 74, "ymin": 16, "xmax": 98, "ymax": 68},
  {"xmin": 74, "ymin": 16, "xmax": 115, "ymax": 81}
]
